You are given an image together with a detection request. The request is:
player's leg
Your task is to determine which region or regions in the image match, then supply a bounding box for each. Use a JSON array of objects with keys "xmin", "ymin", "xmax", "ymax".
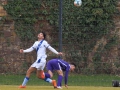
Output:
[
  {"xmin": 44, "ymin": 78, "xmax": 57, "ymax": 88},
  {"xmin": 46, "ymin": 60, "xmax": 63, "ymax": 88},
  {"xmin": 36, "ymin": 68, "xmax": 46, "ymax": 79},
  {"xmin": 36, "ymin": 58, "xmax": 46, "ymax": 79},
  {"xmin": 44, "ymin": 70, "xmax": 57, "ymax": 88},
  {"xmin": 44, "ymin": 70, "xmax": 53, "ymax": 83},
  {"xmin": 52, "ymin": 62, "xmax": 63, "ymax": 89},
  {"xmin": 37, "ymin": 70, "xmax": 45, "ymax": 79},
  {"xmin": 36, "ymin": 59, "xmax": 57, "ymax": 88},
  {"xmin": 45, "ymin": 61, "xmax": 54, "ymax": 78},
  {"xmin": 43, "ymin": 60, "xmax": 54, "ymax": 83},
  {"xmin": 48, "ymin": 70, "xmax": 53, "ymax": 78},
  {"xmin": 19, "ymin": 67, "xmax": 36, "ymax": 88},
  {"xmin": 56, "ymin": 70, "xmax": 63, "ymax": 89},
  {"xmin": 43, "ymin": 63, "xmax": 57, "ymax": 88}
]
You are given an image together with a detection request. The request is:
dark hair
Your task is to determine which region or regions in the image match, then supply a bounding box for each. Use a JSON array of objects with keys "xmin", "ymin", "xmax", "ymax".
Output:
[
  {"xmin": 70, "ymin": 63, "xmax": 76, "ymax": 67},
  {"xmin": 41, "ymin": 31, "xmax": 46, "ymax": 39}
]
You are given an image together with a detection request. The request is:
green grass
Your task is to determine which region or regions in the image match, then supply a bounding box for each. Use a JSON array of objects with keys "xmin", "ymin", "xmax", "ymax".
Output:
[
  {"xmin": 0, "ymin": 74, "xmax": 120, "ymax": 87},
  {"xmin": 0, "ymin": 85, "xmax": 120, "ymax": 90},
  {"xmin": 68, "ymin": 74, "xmax": 120, "ymax": 86}
]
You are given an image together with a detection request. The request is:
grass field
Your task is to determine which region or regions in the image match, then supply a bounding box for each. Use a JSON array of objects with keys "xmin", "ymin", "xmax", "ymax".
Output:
[
  {"xmin": 0, "ymin": 74, "xmax": 120, "ymax": 90},
  {"xmin": 0, "ymin": 74, "xmax": 120, "ymax": 86},
  {"xmin": 0, "ymin": 85, "xmax": 120, "ymax": 90}
]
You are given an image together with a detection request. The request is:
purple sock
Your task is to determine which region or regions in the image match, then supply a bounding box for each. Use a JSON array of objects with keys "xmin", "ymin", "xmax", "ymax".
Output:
[
  {"xmin": 44, "ymin": 73, "xmax": 52, "ymax": 83},
  {"xmin": 45, "ymin": 73, "xmax": 50, "ymax": 78},
  {"xmin": 57, "ymin": 75, "xmax": 63, "ymax": 86}
]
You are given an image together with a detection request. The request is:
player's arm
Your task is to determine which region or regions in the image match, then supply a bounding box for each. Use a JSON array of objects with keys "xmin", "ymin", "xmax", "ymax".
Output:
[
  {"xmin": 48, "ymin": 46, "xmax": 62, "ymax": 55},
  {"xmin": 44, "ymin": 41, "xmax": 62, "ymax": 55},
  {"xmin": 64, "ymin": 70, "xmax": 69, "ymax": 87},
  {"xmin": 23, "ymin": 47, "xmax": 34, "ymax": 53},
  {"xmin": 20, "ymin": 47, "xmax": 34, "ymax": 53},
  {"xmin": 20, "ymin": 42, "xmax": 36, "ymax": 53}
]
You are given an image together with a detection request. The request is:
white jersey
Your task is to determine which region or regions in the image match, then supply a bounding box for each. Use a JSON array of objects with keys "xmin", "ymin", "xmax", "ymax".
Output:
[
  {"xmin": 23, "ymin": 40, "xmax": 59, "ymax": 61},
  {"xmin": 23, "ymin": 40, "xmax": 59, "ymax": 70}
]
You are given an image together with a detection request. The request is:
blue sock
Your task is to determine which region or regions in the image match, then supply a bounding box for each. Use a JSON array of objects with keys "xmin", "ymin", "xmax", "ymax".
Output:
[
  {"xmin": 44, "ymin": 78, "xmax": 52, "ymax": 83},
  {"xmin": 22, "ymin": 77, "xmax": 29, "ymax": 86}
]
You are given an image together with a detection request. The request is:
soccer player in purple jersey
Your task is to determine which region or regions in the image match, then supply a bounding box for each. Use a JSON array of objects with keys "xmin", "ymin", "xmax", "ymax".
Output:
[{"xmin": 43, "ymin": 58, "xmax": 76, "ymax": 89}]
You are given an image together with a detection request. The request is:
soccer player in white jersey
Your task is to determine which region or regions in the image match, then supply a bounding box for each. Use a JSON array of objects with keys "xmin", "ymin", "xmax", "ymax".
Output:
[{"xmin": 19, "ymin": 32, "xmax": 62, "ymax": 88}]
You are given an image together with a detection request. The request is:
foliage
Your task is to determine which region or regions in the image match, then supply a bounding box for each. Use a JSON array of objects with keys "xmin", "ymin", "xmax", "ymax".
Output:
[
  {"xmin": 46, "ymin": 0, "xmax": 117, "ymax": 55},
  {"xmin": 2, "ymin": 0, "xmax": 118, "ymax": 74},
  {"xmin": 3, "ymin": 0, "xmax": 117, "ymax": 46},
  {"xmin": 104, "ymin": 35, "xmax": 119, "ymax": 50},
  {"xmin": 48, "ymin": 0, "xmax": 117, "ymax": 74},
  {"xmin": 3, "ymin": 0, "xmax": 42, "ymax": 41}
]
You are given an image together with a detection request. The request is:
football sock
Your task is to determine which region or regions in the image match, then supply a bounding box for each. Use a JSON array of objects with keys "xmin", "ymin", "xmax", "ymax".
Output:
[
  {"xmin": 22, "ymin": 77, "xmax": 29, "ymax": 86},
  {"xmin": 44, "ymin": 78, "xmax": 52, "ymax": 83},
  {"xmin": 57, "ymin": 75, "xmax": 63, "ymax": 86},
  {"xmin": 45, "ymin": 73, "xmax": 50, "ymax": 78}
]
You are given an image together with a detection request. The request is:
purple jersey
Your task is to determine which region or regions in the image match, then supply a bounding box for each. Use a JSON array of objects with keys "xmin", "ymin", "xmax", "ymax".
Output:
[{"xmin": 47, "ymin": 59, "xmax": 70, "ymax": 84}]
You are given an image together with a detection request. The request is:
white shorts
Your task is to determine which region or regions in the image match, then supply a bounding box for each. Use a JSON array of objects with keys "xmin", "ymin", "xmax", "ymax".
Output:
[{"xmin": 31, "ymin": 57, "xmax": 46, "ymax": 70}]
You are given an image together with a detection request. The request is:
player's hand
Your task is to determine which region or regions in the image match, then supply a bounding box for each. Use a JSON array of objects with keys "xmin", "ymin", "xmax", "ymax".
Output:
[
  {"xmin": 58, "ymin": 52, "xmax": 63, "ymax": 56},
  {"xmin": 20, "ymin": 49, "xmax": 24, "ymax": 53},
  {"xmin": 65, "ymin": 84, "xmax": 68, "ymax": 89}
]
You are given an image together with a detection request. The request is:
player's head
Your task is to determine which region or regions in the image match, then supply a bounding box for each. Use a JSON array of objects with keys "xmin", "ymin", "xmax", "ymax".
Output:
[
  {"xmin": 41, "ymin": 31, "xmax": 46, "ymax": 39},
  {"xmin": 70, "ymin": 63, "xmax": 76, "ymax": 72},
  {"xmin": 38, "ymin": 31, "xmax": 46, "ymax": 40}
]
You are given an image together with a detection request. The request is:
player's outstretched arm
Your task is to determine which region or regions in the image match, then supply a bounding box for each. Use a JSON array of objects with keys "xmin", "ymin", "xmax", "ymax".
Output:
[
  {"xmin": 57, "ymin": 52, "xmax": 63, "ymax": 56},
  {"xmin": 20, "ymin": 49, "xmax": 24, "ymax": 53},
  {"xmin": 47, "ymin": 46, "xmax": 63, "ymax": 55}
]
